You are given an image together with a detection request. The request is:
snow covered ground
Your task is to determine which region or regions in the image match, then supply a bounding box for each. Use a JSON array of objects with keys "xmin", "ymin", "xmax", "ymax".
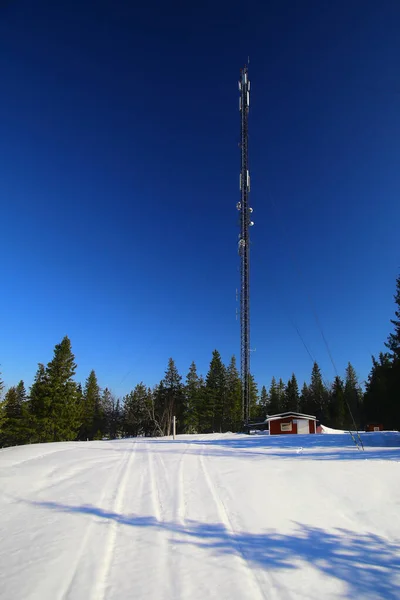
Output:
[{"xmin": 1, "ymin": 431, "xmax": 400, "ymax": 600}]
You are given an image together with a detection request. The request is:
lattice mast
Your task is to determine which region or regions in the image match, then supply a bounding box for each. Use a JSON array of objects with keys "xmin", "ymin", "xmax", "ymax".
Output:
[{"xmin": 237, "ymin": 65, "xmax": 253, "ymax": 424}]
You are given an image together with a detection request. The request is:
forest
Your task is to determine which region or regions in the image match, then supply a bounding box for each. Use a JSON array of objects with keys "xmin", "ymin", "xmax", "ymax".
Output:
[{"xmin": 1, "ymin": 274, "xmax": 399, "ymax": 447}]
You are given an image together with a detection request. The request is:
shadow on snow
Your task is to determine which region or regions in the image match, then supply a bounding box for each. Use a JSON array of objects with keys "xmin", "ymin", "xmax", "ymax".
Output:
[{"xmin": 26, "ymin": 498, "xmax": 400, "ymax": 599}]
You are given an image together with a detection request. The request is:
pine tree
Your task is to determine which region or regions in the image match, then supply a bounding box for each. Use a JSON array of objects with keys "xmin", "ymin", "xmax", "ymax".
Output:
[
  {"xmin": 80, "ymin": 370, "xmax": 103, "ymax": 440},
  {"xmin": 205, "ymin": 350, "xmax": 226, "ymax": 432},
  {"xmin": 0, "ymin": 369, "xmax": 4, "ymax": 399},
  {"xmin": 330, "ymin": 375, "xmax": 346, "ymax": 429},
  {"xmin": 268, "ymin": 377, "xmax": 281, "ymax": 414},
  {"xmin": 225, "ymin": 356, "xmax": 242, "ymax": 431},
  {"xmin": 285, "ymin": 374, "xmax": 300, "ymax": 412},
  {"xmin": 45, "ymin": 336, "xmax": 82, "ymax": 441},
  {"xmin": 184, "ymin": 362, "xmax": 201, "ymax": 434}
]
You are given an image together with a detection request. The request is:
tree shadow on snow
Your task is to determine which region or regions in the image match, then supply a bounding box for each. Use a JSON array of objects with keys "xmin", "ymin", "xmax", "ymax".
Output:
[{"xmin": 26, "ymin": 498, "xmax": 400, "ymax": 599}]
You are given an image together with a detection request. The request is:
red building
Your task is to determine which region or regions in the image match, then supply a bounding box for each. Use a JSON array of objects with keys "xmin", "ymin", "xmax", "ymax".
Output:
[
  {"xmin": 366, "ymin": 424, "xmax": 384, "ymax": 432},
  {"xmin": 267, "ymin": 412, "xmax": 317, "ymax": 435}
]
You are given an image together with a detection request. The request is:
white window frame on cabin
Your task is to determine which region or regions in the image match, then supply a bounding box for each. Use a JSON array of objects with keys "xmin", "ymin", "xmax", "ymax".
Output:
[{"xmin": 280, "ymin": 422, "xmax": 292, "ymax": 432}]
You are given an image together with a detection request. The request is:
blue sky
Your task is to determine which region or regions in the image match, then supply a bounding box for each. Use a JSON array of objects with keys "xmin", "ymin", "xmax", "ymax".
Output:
[{"xmin": 1, "ymin": 0, "xmax": 399, "ymax": 396}]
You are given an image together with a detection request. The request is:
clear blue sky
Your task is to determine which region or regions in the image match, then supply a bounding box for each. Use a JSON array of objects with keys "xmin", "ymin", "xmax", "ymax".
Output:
[{"xmin": 1, "ymin": 0, "xmax": 399, "ymax": 396}]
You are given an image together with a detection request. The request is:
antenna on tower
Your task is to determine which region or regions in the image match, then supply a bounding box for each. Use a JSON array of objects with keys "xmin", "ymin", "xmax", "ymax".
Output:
[{"xmin": 237, "ymin": 63, "xmax": 252, "ymax": 426}]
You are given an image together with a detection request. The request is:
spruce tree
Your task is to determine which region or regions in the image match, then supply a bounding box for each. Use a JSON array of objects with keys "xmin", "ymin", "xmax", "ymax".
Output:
[
  {"xmin": 309, "ymin": 362, "xmax": 328, "ymax": 421},
  {"xmin": 1, "ymin": 382, "xmax": 29, "ymax": 446},
  {"xmin": 123, "ymin": 383, "xmax": 150, "ymax": 437},
  {"xmin": 344, "ymin": 363, "xmax": 363, "ymax": 429},
  {"xmin": 330, "ymin": 376, "xmax": 346, "ymax": 429},
  {"xmin": 155, "ymin": 358, "xmax": 184, "ymax": 436},
  {"xmin": 268, "ymin": 377, "xmax": 281, "ymax": 414},
  {"xmin": 259, "ymin": 385, "xmax": 269, "ymax": 419},
  {"xmin": 28, "ymin": 364, "xmax": 53, "ymax": 442},
  {"xmin": 205, "ymin": 350, "xmax": 226, "ymax": 432},
  {"xmin": 364, "ymin": 353, "xmax": 393, "ymax": 428},
  {"xmin": 385, "ymin": 274, "xmax": 400, "ymax": 361},
  {"xmin": 45, "ymin": 336, "xmax": 82, "ymax": 441},
  {"xmin": 285, "ymin": 374, "xmax": 300, "ymax": 412},
  {"xmin": 249, "ymin": 374, "xmax": 259, "ymax": 421},
  {"xmin": 184, "ymin": 362, "xmax": 201, "ymax": 434},
  {"xmin": 80, "ymin": 370, "xmax": 103, "ymax": 440},
  {"xmin": 225, "ymin": 356, "xmax": 242, "ymax": 431}
]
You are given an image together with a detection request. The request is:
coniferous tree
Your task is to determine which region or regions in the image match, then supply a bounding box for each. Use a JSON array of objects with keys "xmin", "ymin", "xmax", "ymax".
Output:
[
  {"xmin": 344, "ymin": 363, "xmax": 363, "ymax": 428},
  {"xmin": 330, "ymin": 375, "xmax": 346, "ymax": 429},
  {"xmin": 299, "ymin": 382, "xmax": 311, "ymax": 414},
  {"xmin": 153, "ymin": 359, "xmax": 184, "ymax": 436},
  {"xmin": 364, "ymin": 353, "xmax": 393, "ymax": 428},
  {"xmin": 123, "ymin": 383, "xmax": 151, "ymax": 437},
  {"xmin": 225, "ymin": 356, "xmax": 242, "ymax": 430},
  {"xmin": 28, "ymin": 363, "xmax": 53, "ymax": 442},
  {"xmin": 80, "ymin": 370, "xmax": 103, "ymax": 440},
  {"xmin": 268, "ymin": 377, "xmax": 281, "ymax": 414},
  {"xmin": 45, "ymin": 336, "xmax": 82, "ymax": 441},
  {"xmin": 258, "ymin": 385, "xmax": 269, "ymax": 419},
  {"xmin": 101, "ymin": 387, "xmax": 118, "ymax": 438},
  {"xmin": 184, "ymin": 361, "xmax": 201, "ymax": 433},
  {"xmin": 249, "ymin": 374, "xmax": 259, "ymax": 421},
  {"xmin": 277, "ymin": 378, "xmax": 286, "ymax": 412},
  {"xmin": 285, "ymin": 374, "xmax": 300, "ymax": 412},
  {"xmin": 385, "ymin": 274, "xmax": 400, "ymax": 362},
  {"xmin": 309, "ymin": 362, "xmax": 329, "ymax": 421},
  {"xmin": 0, "ymin": 382, "xmax": 29, "ymax": 446},
  {"xmin": 205, "ymin": 350, "xmax": 226, "ymax": 432}
]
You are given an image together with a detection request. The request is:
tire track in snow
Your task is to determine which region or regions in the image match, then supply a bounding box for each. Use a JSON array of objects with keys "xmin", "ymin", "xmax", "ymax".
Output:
[
  {"xmin": 198, "ymin": 449, "xmax": 268, "ymax": 600},
  {"xmin": 90, "ymin": 440, "xmax": 137, "ymax": 600}
]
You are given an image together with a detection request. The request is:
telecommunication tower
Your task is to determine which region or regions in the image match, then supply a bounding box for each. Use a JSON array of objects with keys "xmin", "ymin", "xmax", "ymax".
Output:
[{"xmin": 237, "ymin": 64, "xmax": 253, "ymax": 425}]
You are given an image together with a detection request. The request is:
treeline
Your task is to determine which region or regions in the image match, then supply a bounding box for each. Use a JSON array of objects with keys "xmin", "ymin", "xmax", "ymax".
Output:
[{"xmin": 1, "ymin": 274, "xmax": 399, "ymax": 446}]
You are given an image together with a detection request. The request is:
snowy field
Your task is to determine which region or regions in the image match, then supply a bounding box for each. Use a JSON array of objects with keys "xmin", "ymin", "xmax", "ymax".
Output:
[{"xmin": 1, "ymin": 431, "xmax": 400, "ymax": 600}]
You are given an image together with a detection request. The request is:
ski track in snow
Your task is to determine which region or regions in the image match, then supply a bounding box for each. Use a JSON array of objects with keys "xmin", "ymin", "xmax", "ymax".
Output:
[
  {"xmin": 198, "ymin": 449, "xmax": 269, "ymax": 600},
  {"xmin": 90, "ymin": 440, "xmax": 137, "ymax": 600}
]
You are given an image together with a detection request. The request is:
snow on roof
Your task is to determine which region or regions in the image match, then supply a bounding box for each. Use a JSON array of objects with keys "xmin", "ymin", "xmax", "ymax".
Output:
[{"xmin": 266, "ymin": 411, "xmax": 317, "ymax": 422}]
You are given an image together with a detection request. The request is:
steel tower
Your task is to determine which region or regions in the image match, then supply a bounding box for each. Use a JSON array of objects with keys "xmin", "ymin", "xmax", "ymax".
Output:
[{"xmin": 237, "ymin": 65, "xmax": 253, "ymax": 425}]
